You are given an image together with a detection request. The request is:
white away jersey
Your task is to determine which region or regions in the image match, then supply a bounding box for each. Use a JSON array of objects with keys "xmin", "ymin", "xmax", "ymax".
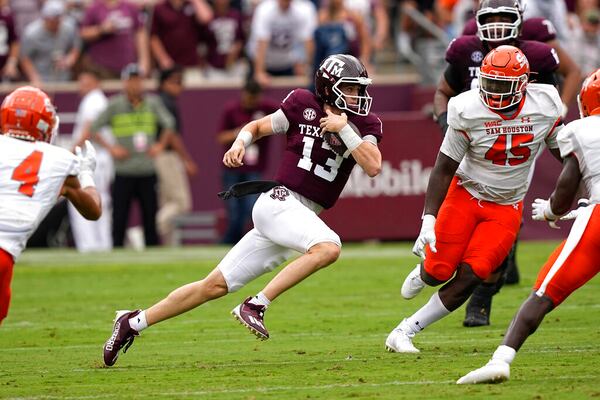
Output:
[
  {"xmin": 0, "ymin": 135, "xmax": 79, "ymax": 258},
  {"xmin": 557, "ymin": 115, "xmax": 600, "ymax": 203},
  {"xmin": 441, "ymin": 83, "xmax": 563, "ymax": 204}
]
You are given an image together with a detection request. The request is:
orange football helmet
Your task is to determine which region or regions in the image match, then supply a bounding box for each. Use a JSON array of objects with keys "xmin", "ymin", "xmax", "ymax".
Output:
[
  {"xmin": 578, "ymin": 68, "xmax": 600, "ymax": 118},
  {"xmin": 0, "ymin": 86, "xmax": 58, "ymax": 143},
  {"xmin": 479, "ymin": 45, "xmax": 529, "ymax": 111}
]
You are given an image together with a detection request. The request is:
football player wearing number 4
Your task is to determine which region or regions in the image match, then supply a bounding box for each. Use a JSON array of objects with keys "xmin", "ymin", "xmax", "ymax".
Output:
[
  {"xmin": 385, "ymin": 45, "xmax": 564, "ymax": 353},
  {"xmin": 0, "ymin": 86, "xmax": 102, "ymax": 326},
  {"xmin": 457, "ymin": 68, "xmax": 600, "ymax": 384},
  {"xmin": 102, "ymin": 54, "xmax": 383, "ymax": 367}
]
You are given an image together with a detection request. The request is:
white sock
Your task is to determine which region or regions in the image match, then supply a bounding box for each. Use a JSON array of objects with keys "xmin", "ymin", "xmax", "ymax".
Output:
[
  {"xmin": 492, "ymin": 345, "xmax": 516, "ymax": 364},
  {"xmin": 248, "ymin": 291, "xmax": 271, "ymax": 307},
  {"xmin": 129, "ymin": 310, "xmax": 148, "ymax": 332},
  {"xmin": 399, "ymin": 292, "xmax": 450, "ymax": 335}
]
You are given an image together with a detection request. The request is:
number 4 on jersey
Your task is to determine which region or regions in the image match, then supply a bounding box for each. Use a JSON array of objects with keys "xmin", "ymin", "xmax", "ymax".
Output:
[
  {"xmin": 485, "ymin": 134, "xmax": 534, "ymax": 166},
  {"xmin": 12, "ymin": 151, "xmax": 43, "ymax": 197}
]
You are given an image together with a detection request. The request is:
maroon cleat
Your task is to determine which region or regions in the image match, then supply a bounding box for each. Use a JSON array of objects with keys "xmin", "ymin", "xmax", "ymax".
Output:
[
  {"xmin": 103, "ymin": 309, "xmax": 141, "ymax": 366},
  {"xmin": 231, "ymin": 297, "xmax": 269, "ymax": 340}
]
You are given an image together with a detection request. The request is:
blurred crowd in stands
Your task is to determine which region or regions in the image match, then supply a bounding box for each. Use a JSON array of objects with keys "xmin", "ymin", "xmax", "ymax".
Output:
[
  {"xmin": 0, "ymin": 0, "xmax": 391, "ymax": 86},
  {"xmin": 0, "ymin": 0, "xmax": 598, "ymax": 86},
  {"xmin": 398, "ymin": 0, "xmax": 600, "ymax": 82}
]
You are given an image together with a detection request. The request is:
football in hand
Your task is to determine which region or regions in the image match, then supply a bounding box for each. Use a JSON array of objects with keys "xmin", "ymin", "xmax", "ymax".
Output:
[
  {"xmin": 322, "ymin": 122, "xmax": 361, "ymax": 157},
  {"xmin": 322, "ymin": 131, "xmax": 347, "ymax": 156}
]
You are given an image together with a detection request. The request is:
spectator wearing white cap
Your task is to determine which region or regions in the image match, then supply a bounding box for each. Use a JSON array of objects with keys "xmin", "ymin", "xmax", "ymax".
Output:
[{"xmin": 20, "ymin": 0, "xmax": 81, "ymax": 85}]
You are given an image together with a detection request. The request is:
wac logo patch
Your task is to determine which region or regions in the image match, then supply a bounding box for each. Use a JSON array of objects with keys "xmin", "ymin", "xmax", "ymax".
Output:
[{"xmin": 270, "ymin": 186, "xmax": 290, "ymax": 201}]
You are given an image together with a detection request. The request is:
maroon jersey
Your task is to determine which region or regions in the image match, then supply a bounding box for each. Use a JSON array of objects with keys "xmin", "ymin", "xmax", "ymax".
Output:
[
  {"xmin": 218, "ymin": 98, "xmax": 278, "ymax": 173},
  {"xmin": 274, "ymin": 89, "xmax": 383, "ymax": 209},
  {"xmin": 200, "ymin": 10, "xmax": 245, "ymax": 69},
  {"xmin": 150, "ymin": 0, "xmax": 201, "ymax": 67},
  {"xmin": 444, "ymin": 36, "xmax": 559, "ymax": 93},
  {"xmin": 0, "ymin": 10, "xmax": 17, "ymax": 71},
  {"xmin": 462, "ymin": 17, "xmax": 557, "ymax": 43}
]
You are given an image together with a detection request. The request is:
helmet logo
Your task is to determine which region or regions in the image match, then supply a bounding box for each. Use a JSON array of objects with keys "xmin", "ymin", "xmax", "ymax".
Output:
[
  {"xmin": 515, "ymin": 52, "xmax": 527, "ymax": 68},
  {"xmin": 303, "ymin": 108, "xmax": 317, "ymax": 121},
  {"xmin": 321, "ymin": 57, "xmax": 346, "ymax": 77}
]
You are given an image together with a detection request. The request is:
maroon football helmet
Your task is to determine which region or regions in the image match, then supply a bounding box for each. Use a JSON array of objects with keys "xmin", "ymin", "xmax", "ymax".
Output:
[
  {"xmin": 315, "ymin": 54, "xmax": 372, "ymax": 116},
  {"xmin": 476, "ymin": 0, "xmax": 524, "ymax": 43}
]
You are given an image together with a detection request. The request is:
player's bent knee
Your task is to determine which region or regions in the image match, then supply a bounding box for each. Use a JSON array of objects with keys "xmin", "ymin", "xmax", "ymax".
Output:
[
  {"xmin": 202, "ymin": 272, "xmax": 229, "ymax": 299},
  {"xmin": 455, "ymin": 263, "xmax": 483, "ymax": 287},
  {"xmin": 309, "ymin": 242, "xmax": 341, "ymax": 268},
  {"xmin": 423, "ymin": 261, "xmax": 455, "ymax": 283}
]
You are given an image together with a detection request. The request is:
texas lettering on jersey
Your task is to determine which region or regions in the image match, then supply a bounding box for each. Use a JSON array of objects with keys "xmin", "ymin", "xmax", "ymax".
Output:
[{"xmin": 274, "ymin": 89, "xmax": 382, "ymax": 209}]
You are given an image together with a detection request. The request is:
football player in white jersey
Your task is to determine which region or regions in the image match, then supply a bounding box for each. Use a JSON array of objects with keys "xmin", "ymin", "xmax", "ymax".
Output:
[
  {"xmin": 0, "ymin": 86, "xmax": 102, "ymax": 325},
  {"xmin": 457, "ymin": 68, "xmax": 600, "ymax": 384},
  {"xmin": 385, "ymin": 45, "xmax": 564, "ymax": 353}
]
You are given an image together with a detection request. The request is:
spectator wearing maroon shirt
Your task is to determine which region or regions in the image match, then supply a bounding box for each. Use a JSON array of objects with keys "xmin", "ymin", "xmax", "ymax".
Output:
[
  {"xmin": 80, "ymin": 0, "xmax": 150, "ymax": 79},
  {"xmin": 200, "ymin": 0, "xmax": 246, "ymax": 80},
  {"xmin": 150, "ymin": 0, "xmax": 212, "ymax": 72},
  {"xmin": 216, "ymin": 80, "xmax": 278, "ymax": 244},
  {"xmin": 0, "ymin": 2, "xmax": 19, "ymax": 81}
]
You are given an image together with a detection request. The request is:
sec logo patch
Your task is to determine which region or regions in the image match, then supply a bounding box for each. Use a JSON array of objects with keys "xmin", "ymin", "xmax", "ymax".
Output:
[
  {"xmin": 303, "ymin": 108, "xmax": 317, "ymax": 121},
  {"xmin": 471, "ymin": 51, "xmax": 483, "ymax": 62}
]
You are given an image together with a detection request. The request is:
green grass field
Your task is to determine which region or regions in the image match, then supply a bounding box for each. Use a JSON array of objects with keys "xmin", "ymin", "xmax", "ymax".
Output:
[{"xmin": 1, "ymin": 242, "xmax": 599, "ymax": 399}]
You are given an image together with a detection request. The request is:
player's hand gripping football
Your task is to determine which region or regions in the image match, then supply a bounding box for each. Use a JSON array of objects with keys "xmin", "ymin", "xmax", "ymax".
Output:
[
  {"xmin": 412, "ymin": 214, "xmax": 437, "ymax": 258},
  {"xmin": 319, "ymin": 106, "xmax": 347, "ymax": 133},
  {"xmin": 223, "ymin": 139, "xmax": 246, "ymax": 168},
  {"xmin": 75, "ymin": 140, "xmax": 97, "ymax": 188}
]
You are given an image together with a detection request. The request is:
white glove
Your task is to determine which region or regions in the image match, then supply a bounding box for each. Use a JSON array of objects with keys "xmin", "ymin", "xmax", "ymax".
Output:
[
  {"xmin": 75, "ymin": 140, "xmax": 97, "ymax": 188},
  {"xmin": 532, "ymin": 198, "xmax": 559, "ymax": 229},
  {"xmin": 412, "ymin": 214, "xmax": 437, "ymax": 258},
  {"xmin": 559, "ymin": 198, "xmax": 590, "ymax": 221}
]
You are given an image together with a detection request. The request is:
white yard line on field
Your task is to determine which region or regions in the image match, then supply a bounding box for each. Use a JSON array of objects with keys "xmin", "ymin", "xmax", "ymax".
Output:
[
  {"xmin": 4, "ymin": 375, "xmax": 600, "ymax": 400},
  {"xmin": 1, "ymin": 323, "xmax": 597, "ymax": 352},
  {"xmin": 17, "ymin": 246, "xmax": 413, "ymax": 267}
]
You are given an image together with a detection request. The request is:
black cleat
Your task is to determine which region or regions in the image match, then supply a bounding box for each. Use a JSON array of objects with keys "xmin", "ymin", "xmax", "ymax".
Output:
[{"xmin": 463, "ymin": 306, "xmax": 490, "ymax": 327}]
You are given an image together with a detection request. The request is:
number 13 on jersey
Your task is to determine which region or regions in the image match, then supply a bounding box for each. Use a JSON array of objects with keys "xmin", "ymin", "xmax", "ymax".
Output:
[{"xmin": 297, "ymin": 137, "xmax": 343, "ymax": 182}]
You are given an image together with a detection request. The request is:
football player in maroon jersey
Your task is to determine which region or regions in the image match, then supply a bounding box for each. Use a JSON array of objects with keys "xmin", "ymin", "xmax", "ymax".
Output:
[{"xmin": 102, "ymin": 54, "xmax": 384, "ymax": 367}]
